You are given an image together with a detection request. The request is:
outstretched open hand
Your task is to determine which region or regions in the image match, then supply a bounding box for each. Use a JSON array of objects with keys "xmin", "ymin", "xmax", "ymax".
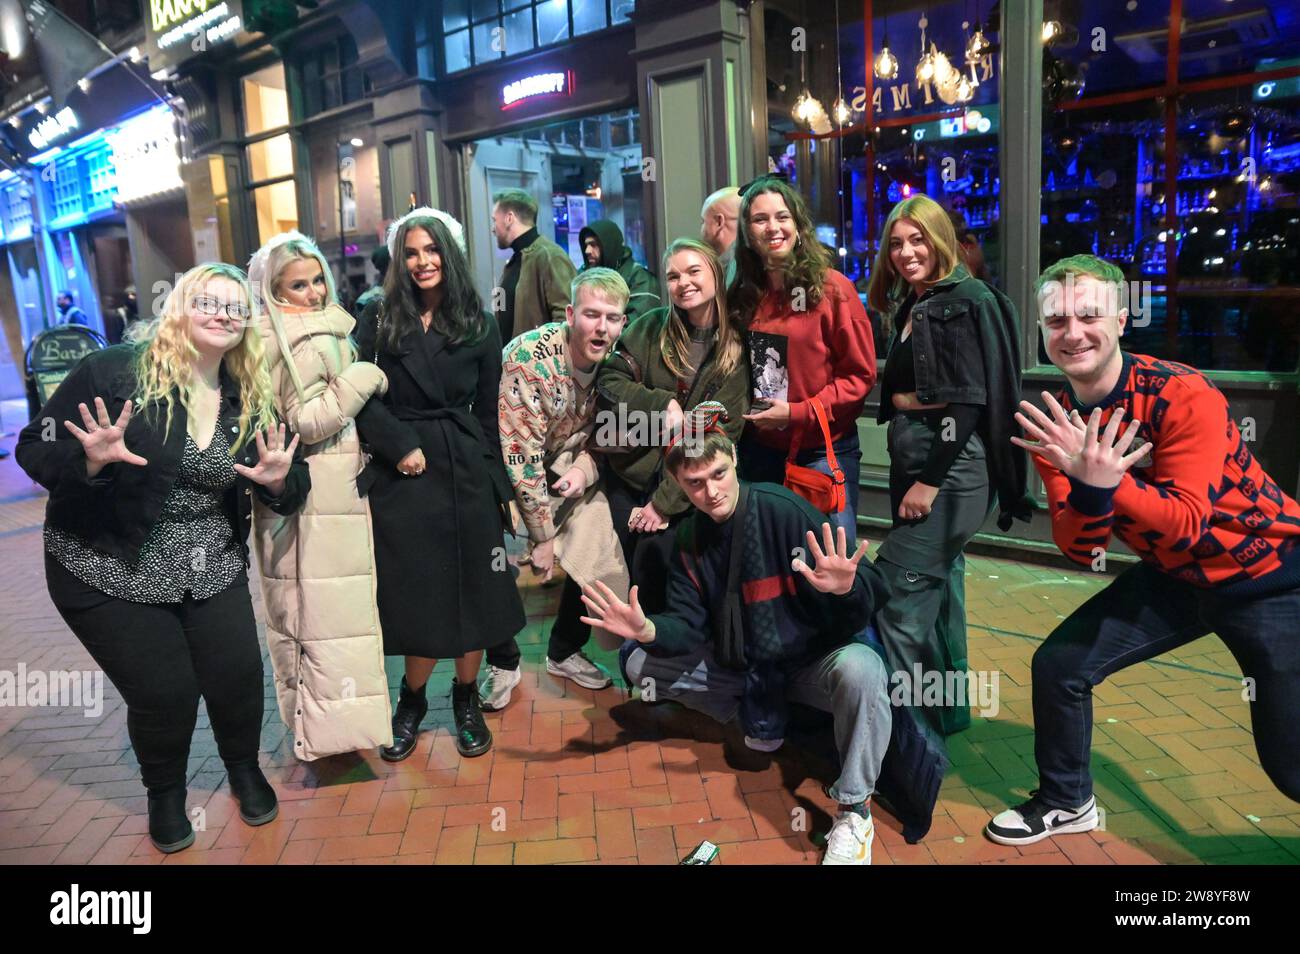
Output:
[
  {"xmin": 64, "ymin": 397, "xmax": 148, "ymax": 478},
  {"xmin": 791, "ymin": 522, "xmax": 868, "ymax": 596}
]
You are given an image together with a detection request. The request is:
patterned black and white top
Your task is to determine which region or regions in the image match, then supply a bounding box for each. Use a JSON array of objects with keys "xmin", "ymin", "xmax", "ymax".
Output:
[{"xmin": 45, "ymin": 421, "xmax": 246, "ymax": 603}]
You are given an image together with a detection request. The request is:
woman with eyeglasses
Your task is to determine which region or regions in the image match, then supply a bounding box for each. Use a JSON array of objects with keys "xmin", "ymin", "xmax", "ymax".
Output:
[
  {"xmin": 16, "ymin": 263, "xmax": 311, "ymax": 855},
  {"xmin": 246, "ymin": 232, "xmax": 392, "ymax": 762}
]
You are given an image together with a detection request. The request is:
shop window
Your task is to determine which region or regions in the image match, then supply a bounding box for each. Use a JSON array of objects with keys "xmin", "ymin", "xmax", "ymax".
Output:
[
  {"xmin": 444, "ymin": 30, "xmax": 472, "ymax": 73},
  {"xmin": 299, "ymin": 34, "xmax": 369, "ymax": 119},
  {"xmin": 1177, "ymin": 0, "xmax": 1300, "ymax": 83},
  {"xmin": 537, "ymin": 0, "xmax": 570, "ymax": 45},
  {"xmin": 444, "ymin": 0, "xmax": 471, "ymax": 32},
  {"xmin": 1041, "ymin": 1, "xmax": 1300, "ymax": 373},
  {"xmin": 242, "ymin": 63, "xmax": 291, "ymax": 137},
  {"xmin": 247, "ymin": 134, "xmax": 296, "ymax": 182},
  {"xmin": 473, "ymin": 19, "xmax": 504, "ymax": 64},
  {"xmin": 504, "ymin": 5, "xmax": 536, "ymax": 56},
  {"xmin": 2, "ymin": 180, "xmax": 33, "ymax": 239},
  {"xmin": 435, "ymin": 0, "xmax": 617, "ymax": 75},
  {"xmin": 572, "ymin": 0, "xmax": 606, "ymax": 37},
  {"xmin": 252, "ymin": 179, "xmax": 300, "ymax": 246},
  {"xmin": 49, "ymin": 155, "xmax": 83, "ymax": 222},
  {"xmin": 765, "ymin": 0, "xmax": 1002, "ymax": 312},
  {"xmin": 83, "ymin": 145, "xmax": 116, "ymax": 214}
]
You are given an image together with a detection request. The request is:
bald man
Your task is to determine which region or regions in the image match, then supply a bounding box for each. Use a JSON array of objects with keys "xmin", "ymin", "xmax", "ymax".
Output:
[{"xmin": 700, "ymin": 186, "xmax": 741, "ymax": 282}]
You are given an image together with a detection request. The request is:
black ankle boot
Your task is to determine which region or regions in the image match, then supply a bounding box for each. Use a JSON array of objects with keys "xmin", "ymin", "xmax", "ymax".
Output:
[
  {"xmin": 146, "ymin": 785, "xmax": 194, "ymax": 854},
  {"xmin": 451, "ymin": 678, "xmax": 492, "ymax": 758},
  {"xmin": 381, "ymin": 676, "xmax": 428, "ymax": 762},
  {"xmin": 226, "ymin": 762, "xmax": 278, "ymax": 826}
]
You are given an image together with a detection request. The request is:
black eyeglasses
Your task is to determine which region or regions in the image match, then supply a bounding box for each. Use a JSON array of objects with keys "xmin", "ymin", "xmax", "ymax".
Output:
[{"xmin": 191, "ymin": 296, "xmax": 251, "ymax": 321}]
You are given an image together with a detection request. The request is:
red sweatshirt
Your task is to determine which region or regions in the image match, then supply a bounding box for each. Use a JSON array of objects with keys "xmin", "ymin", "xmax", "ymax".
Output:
[
  {"xmin": 746, "ymin": 269, "xmax": 876, "ymax": 449},
  {"xmin": 1038, "ymin": 352, "xmax": 1300, "ymax": 594}
]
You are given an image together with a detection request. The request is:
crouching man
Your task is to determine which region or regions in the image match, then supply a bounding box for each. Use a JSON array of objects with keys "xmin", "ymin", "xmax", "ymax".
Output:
[{"xmin": 580, "ymin": 406, "xmax": 893, "ymax": 865}]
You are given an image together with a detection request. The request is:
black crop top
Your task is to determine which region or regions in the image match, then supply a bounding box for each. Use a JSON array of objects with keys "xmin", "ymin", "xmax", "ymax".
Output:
[{"xmin": 884, "ymin": 321, "xmax": 982, "ymax": 487}]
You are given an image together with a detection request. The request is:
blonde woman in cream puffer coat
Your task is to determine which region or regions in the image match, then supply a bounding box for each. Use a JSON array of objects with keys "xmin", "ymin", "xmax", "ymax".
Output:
[{"xmin": 248, "ymin": 232, "xmax": 392, "ymax": 760}]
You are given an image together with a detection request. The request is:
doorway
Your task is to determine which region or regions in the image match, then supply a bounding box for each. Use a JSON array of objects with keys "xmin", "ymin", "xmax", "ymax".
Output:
[{"xmin": 462, "ymin": 108, "xmax": 645, "ymax": 305}]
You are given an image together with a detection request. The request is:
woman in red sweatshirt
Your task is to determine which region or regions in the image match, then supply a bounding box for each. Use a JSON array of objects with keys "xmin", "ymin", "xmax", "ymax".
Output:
[{"xmin": 731, "ymin": 177, "xmax": 877, "ymax": 541}]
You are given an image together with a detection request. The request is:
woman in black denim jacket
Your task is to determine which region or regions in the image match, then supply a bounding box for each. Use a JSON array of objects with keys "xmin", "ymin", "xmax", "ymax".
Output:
[{"xmin": 865, "ymin": 194, "xmax": 1030, "ymax": 738}]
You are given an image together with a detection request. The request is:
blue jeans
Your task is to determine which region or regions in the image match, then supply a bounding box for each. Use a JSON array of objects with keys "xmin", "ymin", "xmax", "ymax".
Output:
[
  {"xmin": 738, "ymin": 430, "xmax": 862, "ymax": 543},
  {"xmin": 1032, "ymin": 561, "xmax": 1300, "ymax": 809},
  {"xmin": 622, "ymin": 640, "xmax": 891, "ymax": 804}
]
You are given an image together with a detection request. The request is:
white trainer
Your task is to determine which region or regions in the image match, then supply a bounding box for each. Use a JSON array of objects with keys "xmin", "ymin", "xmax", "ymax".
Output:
[
  {"xmin": 478, "ymin": 665, "xmax": 522, "ymax": 712},
  {"xmin": 545, "ymin": 652, "xmax": 612, "ymax": 690},
  {"xmin": 822, "ymin": 810, "xmax": 873, "ymax": 865}
]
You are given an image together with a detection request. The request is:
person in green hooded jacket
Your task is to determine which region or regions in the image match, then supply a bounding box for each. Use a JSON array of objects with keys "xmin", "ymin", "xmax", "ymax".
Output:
[
  {"xmin": 595, "ymin": 237, "xmax": 750, "ymax": 615},
  {"xmin": 579, "ymin": 219, "xmax": 660, "ymax": 325}
]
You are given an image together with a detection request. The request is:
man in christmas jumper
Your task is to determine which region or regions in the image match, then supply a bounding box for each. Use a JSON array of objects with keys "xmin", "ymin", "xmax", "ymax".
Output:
[
  {"xmin": 483, "ymin": 268, "xmax": 631, "ymax": 710},
  {"xmin": 985, "ymin": 255, "xmax": 1300, "ymax": 846}
]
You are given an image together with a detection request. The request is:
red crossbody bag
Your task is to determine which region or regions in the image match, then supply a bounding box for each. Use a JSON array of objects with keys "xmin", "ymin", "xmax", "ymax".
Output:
[{"xmin": 783, "ymin": 397, "xmax": 846, "ymax": 514}]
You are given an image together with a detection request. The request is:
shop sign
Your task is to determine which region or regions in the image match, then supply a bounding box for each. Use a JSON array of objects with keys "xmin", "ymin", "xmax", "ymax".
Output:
[
  {"xmin": 105, "ymin": 107, "xmax": 182, "ymax": 204},
  {"xmin": 144, "ymin": 0, "xmax": 245, "ymax": 75},
  {"xmin": 502, "ymin": 71, "xmax": 572, "ymax": 110},
  {"xmin": 28, "ymin": 107, "xmax": 80, "ymax": 151}
]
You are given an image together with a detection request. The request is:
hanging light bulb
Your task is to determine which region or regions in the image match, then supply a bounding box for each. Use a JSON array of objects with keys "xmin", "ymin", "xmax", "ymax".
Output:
[
  {"xmin": 1042, "ymin": 20, "xmax": 1062, "ymax": 44},
  {"xmin": 966, "ymin": 28, "xmax": 990, "ymax": 64},
  {"xmin": 955, "ymin": 74, "xmax": 975, "ymax": 103},
  {"xmin": 916, "ymin": 45, "xmax": 936, "ymax": 83},
  {"xmin": 833, "ymin": 98, "xmax": 852, "ymax": 125},
  {"xmin": 875, "ymin": 41, "xmax": 899, "ymax": 80},
  {"xmin": 932, "ymin": 46, "xmax": 957, "ymax": 86},
  {"xmin": 792, "ymin": 91, "xmax": 826, "ymax": 127}
]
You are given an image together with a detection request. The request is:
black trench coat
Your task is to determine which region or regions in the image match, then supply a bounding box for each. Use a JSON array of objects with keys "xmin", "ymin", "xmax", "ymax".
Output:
[{"xmin": 354, "ymin": 305, "xmax": 525, "ymax": 658}]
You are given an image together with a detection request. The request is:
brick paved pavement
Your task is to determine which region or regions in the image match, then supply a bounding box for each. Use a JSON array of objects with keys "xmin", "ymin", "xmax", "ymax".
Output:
[{"xmin": 1, "ymin": 421, "xmax": 1297, "ymax": 866}]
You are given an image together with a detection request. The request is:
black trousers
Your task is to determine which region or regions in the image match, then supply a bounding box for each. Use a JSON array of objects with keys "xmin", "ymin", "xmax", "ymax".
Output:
[
  {"xmin": 603, "ymin": 466, "xmax": 677, "ymax": 618},
  {"xmin": 487, "ymin": 574, "xmax": 591, "ymax": 671},
  {"xmin": 45, "ymin": 554, "xmax": 265, "ymax": 793}
]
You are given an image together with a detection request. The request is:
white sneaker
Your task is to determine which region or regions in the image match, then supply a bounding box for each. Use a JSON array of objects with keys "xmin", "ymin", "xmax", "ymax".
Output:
[
  {"xmin": 822, "ymin": 810, "xmax": 873, "ymax": 865},
  {"xmin": 743, "ymin": 736, "xmax": 784, "ymax": 752},
  {"xmin": 985, "ymin": 792, "xmax": 1098, "ymax": 846},
  {"xmin": 478, "ymin": 665, "xmax": 522, "ymax": 712},
  {"xmin": 546, "ymin": 652, "xmax": 612, "ymax": 690}
]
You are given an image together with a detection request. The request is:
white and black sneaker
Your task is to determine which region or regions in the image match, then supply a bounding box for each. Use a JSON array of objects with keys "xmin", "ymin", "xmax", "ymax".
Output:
[{"xmin": 985, "ymin": 791, "xmax": 1099, "ymax": 846}]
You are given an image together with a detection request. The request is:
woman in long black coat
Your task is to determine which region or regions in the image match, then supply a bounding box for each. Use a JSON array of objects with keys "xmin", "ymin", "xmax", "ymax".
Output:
[{"xmin": 354, "ymin": 208, "xmax": 525, "ymax": 761}]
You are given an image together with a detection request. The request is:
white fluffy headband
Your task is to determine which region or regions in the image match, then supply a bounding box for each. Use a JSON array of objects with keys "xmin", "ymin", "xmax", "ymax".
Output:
[
  {"xmin": 247, "ymin": 229, "xmax": 310, "ymax": 293},
  {"xmin": 386, "ymin": 206, "xmax": 467, "ymax": 259}
]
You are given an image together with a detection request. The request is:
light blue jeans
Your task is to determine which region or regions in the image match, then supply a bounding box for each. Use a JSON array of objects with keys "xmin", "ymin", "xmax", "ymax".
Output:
[{"xmin": 622, "ymin": 641, "xmax": 891, "ymax": 804}]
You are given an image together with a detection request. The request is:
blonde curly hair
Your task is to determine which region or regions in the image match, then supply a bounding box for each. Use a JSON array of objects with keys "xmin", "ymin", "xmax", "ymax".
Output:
[{"xmin": 131, "ymin": 263, "xmax": 277, "ymax": 454}]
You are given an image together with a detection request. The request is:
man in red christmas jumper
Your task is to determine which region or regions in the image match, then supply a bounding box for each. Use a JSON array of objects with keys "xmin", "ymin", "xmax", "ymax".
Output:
[{"xmin": 985, "ymin": 255, "xmax": 1300, "ymax": 846}]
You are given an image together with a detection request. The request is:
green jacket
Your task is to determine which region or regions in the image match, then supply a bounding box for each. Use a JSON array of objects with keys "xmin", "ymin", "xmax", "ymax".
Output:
[
  {"xmin": 579, "ymin": 219, "xmax": 660, "ymax": 324},
  {"xmin": 514, "ymin": 235, "xmax": 578, "ymax": 336},
  {"xmin": 595, "ymin": 306, "xmax": 751, "ymax": 517}
]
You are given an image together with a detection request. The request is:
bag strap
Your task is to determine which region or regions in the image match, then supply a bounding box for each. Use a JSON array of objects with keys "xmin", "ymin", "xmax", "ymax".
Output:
[{"xmin": 786, "ymin": 397, "xmax": 841, "ymax": 478}]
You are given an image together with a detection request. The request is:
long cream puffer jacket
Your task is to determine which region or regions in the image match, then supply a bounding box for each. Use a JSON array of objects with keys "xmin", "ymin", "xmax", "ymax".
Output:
[{"xmin": 252, "ymin": 301, "xmax": 393, "ymax": 760}]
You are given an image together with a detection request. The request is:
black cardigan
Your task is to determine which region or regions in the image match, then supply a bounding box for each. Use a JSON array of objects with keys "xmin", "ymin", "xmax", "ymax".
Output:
[{"xmin": 16, "ymin": 344, "xmax": 310, "ymax": 567}]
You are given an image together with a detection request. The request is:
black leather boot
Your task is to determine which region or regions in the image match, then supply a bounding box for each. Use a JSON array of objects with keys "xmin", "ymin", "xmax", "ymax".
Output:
[
  {"xmin": 381, "ymin": 676, "xmax": 428, "ymax": 762},
  {"xmin": 147, "ymin": 785, "xmax": 194, "ymax": 854},
  {"xmin": 226, "ymin": 762, "xmax": 278, "ymax": 826},
  {"xmin": 451, "ymin": 678, "xmax": 492, "ymax": 758}
]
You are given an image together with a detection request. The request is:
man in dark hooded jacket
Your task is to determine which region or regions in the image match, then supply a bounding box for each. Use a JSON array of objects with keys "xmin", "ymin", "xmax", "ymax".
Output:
[{"xmin": 579, "ymin": 219, "xmax": 659, "ymax": 324}]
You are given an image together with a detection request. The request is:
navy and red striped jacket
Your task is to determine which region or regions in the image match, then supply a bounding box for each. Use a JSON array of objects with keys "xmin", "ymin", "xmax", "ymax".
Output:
[{"xmin": 648, "ymin": 482, "xmax": 890, "ymax": 740}]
